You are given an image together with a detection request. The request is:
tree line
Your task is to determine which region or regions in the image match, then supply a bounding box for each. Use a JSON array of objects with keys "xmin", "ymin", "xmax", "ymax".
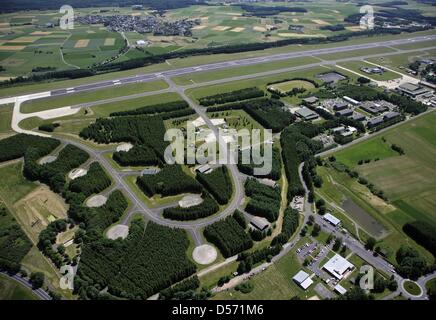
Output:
[
  {"xmin": 196, "ymin": 166, "xmax": 232, "ymax": 205},
  {"xmin": 69, "ymin": 162, "xmax": 112, "ymax": 198},
  {"xmin": 163, "ymin": 193, "xmax": 219, "ymax": 221},
  {"xmin": 244, "ymin": 178, "xmax": 281, "ymax": 222},
  {"xmin": 204, "ymin": 214, "xmax": 253, "ymax": 258},
  {"xmin": 198, "ymin": 87, "xmax": 265, "ymax": 106}
]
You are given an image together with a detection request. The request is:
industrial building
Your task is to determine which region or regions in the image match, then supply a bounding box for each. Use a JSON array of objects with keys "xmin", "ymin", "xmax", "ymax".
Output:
[{"xmin": 322, "ymin": 254, "xmax": 355, "ymax": 280}]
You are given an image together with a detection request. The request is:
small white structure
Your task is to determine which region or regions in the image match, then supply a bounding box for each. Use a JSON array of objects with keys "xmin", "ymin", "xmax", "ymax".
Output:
[
  {"xmin": 136, "ymin": 40, "xmax": 147, "ymax": 46},
  {"xmin": 211, "ymin": 118, "xmax": 226, "ymax": 126},
  {"xmin": 191, "ymin": 117, "xmax": 206, "ymax": 127},
  {"xmin": 196, "ymin": 164, "xmax": 212, "ymax": 174},
  {"xmin": 293, "ymin": 270, "xmax": 314, "ymax": 290},
  {"xmin": 334, "ymin": 284, "xmax": 347, "ymax": 295},
  {"xmin": 178, "ymin": 194, "xmax": 203, "ymax": 208},
  {"xmin": 116, "ymin": 143, "xmax": 133, "ymax": 152},
  {"xmin": 323, "ymin": 254, "xmax": 355, "ymax": 280},
  {"xmin": 323, "ymin": 213, "xmax": 341, "ymax": 227},
  {"xmin": 343, "ymin": 96, "xmax": 360, "ymax": 106}
]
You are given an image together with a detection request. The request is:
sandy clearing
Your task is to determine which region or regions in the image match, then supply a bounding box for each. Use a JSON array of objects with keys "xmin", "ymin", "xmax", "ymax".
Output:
[
  {"xmin": 292, "ymin": 18, "xmax": 299, "ymax": 22},
  {"xmin": 104, "ymin": 38, "xmax": 116, "ymax": 46},
  {"xmin": 0, "ymin": 76, "xmax": 14, "ymax": 81},
  {"xmin": 74, "ymin": 39, "xmax": 90, "ymax": 48},
  {"xmin": 201, "ymin": 17, "xmax": 209, "ymax": 21},
  {"xmin": 230, "ymin": 27, "xmax": 245, "ymax": 32},
  {"xmin": 253, "ymin": 26, "xmax": 267, "ymax": 32},
  {"xmin": 0, "ymin": 22, "xmax": 10, "ymax": 27},
  {"xmin": 86, "ymin": 195, "xmax": 107, "ymax": 208},
  {"xmin": 68, "ymin": 168, "xmax": 88, "ymax": 180},
  {"xmin": 0, "ymin": 45, "xmax": 25, "ymax": 51},
  {"xmin": 179, "ymin": 194, "xmax": 203, "ymax": 208},
  {"xmin": 116, "ymin": 142, "xmax": 133, "ymax": 152},
  {"xmin": 212, "ymin": 26, "xmax": 231, "ymax": 31},
  {"xmin": 312, "ymin": 19, "xmax": 330, "ymax": 25},
  {"xmin": 30, "ymin": 31, "xmax": 53, "ymax": 35},
  {"xmin": 193, "ymin": 244, "xmax": 217, "ymax": 265},
  {"xmin": 107, "ymin": 225, "xmax": 129, "ymax": 240},
  {"xmin": 131, "ymin": 12, "xmax": 142, "ymax": 16},
  {"xmin": 192, "ymin": 25, "xmax": 207, "ymax": 30},
  {"xmin": 9, "ymin": 36, "xmax": 40, "ymax": 43}
]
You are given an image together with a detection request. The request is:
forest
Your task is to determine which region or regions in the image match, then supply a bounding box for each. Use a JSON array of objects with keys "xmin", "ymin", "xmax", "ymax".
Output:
[
  {"xmin": 238, "ymin": 147, "xmax": 282, "ymax": 181},
  {"xmin": 271, "ymin": 208, "xmax": 300, "ymax": 246},
  {"xmin": 24, "ymin": 144, "xmax": 90, "ymax": 193},
  {"xmin": 207, "ymin": 98, "xmax": 294, "ymax": 133},
  {"xmin": 80, "ymin": 115, "xmax": 168, "ymax": 161},
  {"xmin": 198, "ymin": 87, "xmax": 265, "ymax": 106},
  {"xmin": 0, "ymin": 204, "xmax": 32, "ymax": 274},
  {"xmin": 69, "ymin": 162, "xmax": 112, "ymax": 198},
  {"xmin": 136, "ymin": 165, "xmax": 203, "ymax": 197},
  {"xmin": 203, "ymin": 215, "xmax": 253, "ymax": 258},
  {"xmin": 163, "ymin": 193, "xmax": 219, "ymax": 221},
  {"xmin": 196, "ymin": 166, "xmax": 232, "ymax": 205},
  {"xmin": 244, "ymin": 178, "xmax": 281, "ymax": 222},
  {"xmin": 0, "ymin": 133, "xmax": 60, "ymax": 163},
  {"xmin": 75, "ymin": 219, "xmax": 196, "ymax": 300},
  {"xmin": 110, "ymin": 101, "xmax": 189, "ymax": 117},
  {"xmin": 113, "ymin": 145, "xmax": 160, "ymax": 167},
  {"xmin": 403, "ymin": 221, "xmax": 436, "ymax": 258}
]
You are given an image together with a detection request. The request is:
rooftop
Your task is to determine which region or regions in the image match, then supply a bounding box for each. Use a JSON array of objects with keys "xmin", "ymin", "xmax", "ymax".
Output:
[{"xmin": 323, "ymin": 254, "xmax": 354, "ymax": 280}]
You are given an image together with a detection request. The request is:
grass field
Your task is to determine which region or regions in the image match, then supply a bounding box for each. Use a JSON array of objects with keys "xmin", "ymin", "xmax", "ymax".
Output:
[
  {"xmin": 403, "ymin": 280, "xmax": 422, "ymax": 296},
  {"xmin": 0, "ymin": 274, "xmax": 38, "ymax": 300},
  {"xmin": 268, "ymin": 79, "xmax": 316, "ymax": 94},
  {"xmin": 319, "ymin": 111, "xmax": 436, "ymax": 265},
  {"xmin": 0, "ymin": 161, "xmax": 37, "ymax": 204},
  {"xmin": 21, "ymin": 80, "xmax": 168, "ymax": 113},
  {"xmin": 186, "ymin": 66, "xmax": 328, "ymax": 102},
  {"xmin": 1, "ymin": 29, "xmax": 435, "ymax": 98},
  {"xmin": 367, "ymin": 49, "xmax": 436, "ymax": 73},
  {"xmin": 0, "ymin": 104, "xmax": 13, "ymax": 136}
]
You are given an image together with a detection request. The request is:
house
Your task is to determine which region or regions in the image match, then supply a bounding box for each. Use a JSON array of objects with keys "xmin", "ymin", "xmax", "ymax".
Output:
[
  {"xmin": 303, "ymin": 96, "xmax": 319, "ymax": 105},
  {"xmin": 323, "ymin": 213, "xmax": 341, "ymax": 227},
  {"xmin": 334, "ymin": 284, "xmax": 347, "ymax": 295},
  {"xmin": 367, "ymin": 117, "xmax": 384, "ymax": 128},
  {"xmin": 250, "ymin": 216, "xmax": 270, "ymax": 231},
  {"xmin": 335, "ymin": 108, "xmax": 353, "ymax": 117},
  {"xmin": 292, "ymin": 270, "xmax": 314, "ymax": 290},
  {"xmin": 383, "ymin": 111, "xmax": 401, "ymax": 121},
  {"xmin": 360, "ymin": 101, "xmax": 389, "ymax": 115},
  {"xmin": 333, "ymin": 101, "xmax": 349, "ymax": 111},
  {"xmin": 322, "ymin": 254, "xmax": 355, "ymax": 280},
  {"xmin": 295, "ymin": 107, "xmax": 319, "ymax": 121},
  {"xmin": 351, "ymin": 113, "xmax": 366, "ymax": 122},
  {"xmin": 397, "ymin": 82, "xmax": 430, "ymax": 98},
  {"xmin": 343, "ymin": 96, "xmax": 360, "ymax": 106}
]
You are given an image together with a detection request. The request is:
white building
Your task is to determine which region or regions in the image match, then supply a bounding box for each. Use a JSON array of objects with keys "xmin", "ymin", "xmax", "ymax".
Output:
[
  {"xmin": 136, "ymin": 40, "xmax": 147, "ymax": 46},
  {"xmin": 323, "ymin": 213, "xmax": 341, "ymax": 227},
  {"xmin": 292, "ymin": 270, "xmax": 314, "ymax": 290},
  {"xmin": 334, "ymin": 284, "xmax": 347, "ymax": 295},
  {"xmin": 322, "ymin": 254, "xmax": 355, "ymax": 280}
]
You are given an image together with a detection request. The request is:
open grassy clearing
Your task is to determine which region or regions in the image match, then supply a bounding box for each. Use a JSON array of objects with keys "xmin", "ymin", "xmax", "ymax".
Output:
[
  {"xmin": 0, "ymin": 274, "xmax": 38, "ymax": 300},
  {"xmin": 186, "ymin": 66, "xmax": 328, "ymax": 102},
  {"xmin": 21, "ymin": 80, "xmax": 169, "ymax": 113},
  {"xmin": 0, "ymin": 104, "xmax": 13, "ymax": 136},
  {"xmin": 392, "ymin": 40, "xmax": 436, "ymax": 51},
  {"xmin": 1, "ymin": 29, "xmax": 434, "ymax": 98},
  {"xmin": 337, "ymin": 60, "xmax": 401, "ymax": 81},
  {"xmin": 320, "ymin": 112, "xmax": 436, "ymax": 264},
  {"xmin": 269, "ymin": 79, "xmax": 316, "ymax": 93},
  {"xmin": 0, "ymin": 160, "xmax": 37, "ymax": 204}
]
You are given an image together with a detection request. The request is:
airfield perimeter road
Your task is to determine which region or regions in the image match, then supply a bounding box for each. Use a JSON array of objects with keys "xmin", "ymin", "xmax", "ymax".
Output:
[{"xmin": 1, "ymin": 34, "xmax": 432, "ymax": 99}]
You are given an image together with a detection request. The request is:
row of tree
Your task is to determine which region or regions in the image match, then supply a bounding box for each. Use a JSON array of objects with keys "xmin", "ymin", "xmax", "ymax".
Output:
[
  {"xmin": 163, "ymin": 194, "xmax": 219, "ymax": 221},
  {"xmin": 198, "ymin": 87, "xmax": 265, "ymax": 106},
  {"xmin": 196, "ymin": 166, "xmax": 232, "ymax": 205},
  {"xmin": 137, "ymin": 165, "xmax": 203, "ymax": 197},
  {"xmin": 271, "ymin": 208, "xmax": 300, "ymax": 246},
  {"xmin": 237, "ymin": 147, "xmax": 282, "ymax": 181},
  {"xmin": 75, "ymin": 220, "xmax": 196, "ymax": 300},
  {"xmin": 403, "ymin": 221, "xmax": 436, "ymax": 258},
  {"xmin": 244, "ymin": 178, "xmax": 281, "ymax": 222},
  {"xmin": 69, "ymin": 162, "xmax": 111, "ymax": 198},
  {"xmin": 204, "ymin": 215, "xmax": 253, "ymax": 258},
  {"xmin": 206, "ymin": 98, "xmax": 295, "ymax": 133},
  {"xmin": 110, "ymin": 101, "xmax": 189, "ymax": 117}
]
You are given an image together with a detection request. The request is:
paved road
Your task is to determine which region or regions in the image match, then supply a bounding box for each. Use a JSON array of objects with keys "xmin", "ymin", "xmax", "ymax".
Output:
[{"xmin": 0, "ymin": 271, "xmax": 51, "ymax": 300}]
